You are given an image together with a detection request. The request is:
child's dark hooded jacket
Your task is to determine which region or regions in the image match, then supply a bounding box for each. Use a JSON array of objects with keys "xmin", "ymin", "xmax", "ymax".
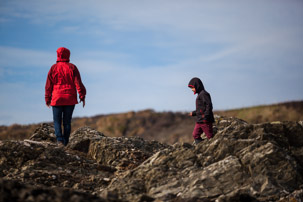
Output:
[{"xmin": 188, "ymin": 77, "xmax": 214, "ymax": 123}]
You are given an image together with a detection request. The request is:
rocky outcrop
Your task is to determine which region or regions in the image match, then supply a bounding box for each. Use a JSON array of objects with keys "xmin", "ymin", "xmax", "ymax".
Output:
[
  {"xmin": 106, "ymin": 118, "xmax": 303, "ymax": 201},
  {"xmin": 0, "ymin": 179, "xmax": 113, "ymax": 202},
  {"xmin": 0, "ymin": 137, "xmax": 114, "ymax": 194},
  {"xmin": 0, "ymin": 123, "xmax": 169, "ymax": 201},
  {"xmin": 67, "ymin": 126, "xmax": 170, "ymax": 170},
  {"xmin": 1, "ymin": 117, "xmax": 303, "ymax": 201}
]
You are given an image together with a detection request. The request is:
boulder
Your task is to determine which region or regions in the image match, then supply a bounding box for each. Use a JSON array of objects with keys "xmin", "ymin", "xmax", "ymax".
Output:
[
  {"xmin": 29, "ymin": 123, "xmax": 56, "ymax": 143},
  {"xmin": 67, "ymin": 126, "xmax": 171, "ymax": 171},
  {"xmin": 67, "ymin": 126, "xmax": 106, "ymax": 153}
]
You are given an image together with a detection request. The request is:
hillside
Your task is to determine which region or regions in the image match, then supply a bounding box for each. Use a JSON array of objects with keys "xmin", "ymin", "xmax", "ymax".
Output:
[
  {"xmin": 0, "ymin": 101, "xmax": 302, "ymax": 144},
  {"xmin": 216, "ymin": 101, "xmax": 303, "ymax": 123},
  {"xmin": 0, "ymin": 110, "xmax": 195, "ymax": 144},
  {"xmin": 1, "ymin": 116, "xmax": 303, "ymax": 201}
]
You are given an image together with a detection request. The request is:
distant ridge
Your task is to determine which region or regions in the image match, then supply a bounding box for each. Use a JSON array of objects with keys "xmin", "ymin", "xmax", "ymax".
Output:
[
  {"xmin": 215, "ymin": 100, "xmax": 303, "ymax": 123},
  {"xmin": 1, "ymin": 100, "xmax": 302, "ymax": 143}
]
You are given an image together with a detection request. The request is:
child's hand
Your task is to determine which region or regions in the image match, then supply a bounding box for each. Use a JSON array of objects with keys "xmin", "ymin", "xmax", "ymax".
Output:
[{"xmin": 189, "ymin": 112, "xmax": 193, "ymax": 116}]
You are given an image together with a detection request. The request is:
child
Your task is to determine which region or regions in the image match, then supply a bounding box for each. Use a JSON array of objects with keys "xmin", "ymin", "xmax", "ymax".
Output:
[{"xmin": 188, "ymin": 77, "xmax": 214, "ymax": 144}]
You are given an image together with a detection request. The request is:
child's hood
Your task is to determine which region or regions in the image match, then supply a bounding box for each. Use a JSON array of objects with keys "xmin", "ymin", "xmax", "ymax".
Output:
[{"xmin": 188, "ymin": 77, "xmax": 204, "ymax": 94}]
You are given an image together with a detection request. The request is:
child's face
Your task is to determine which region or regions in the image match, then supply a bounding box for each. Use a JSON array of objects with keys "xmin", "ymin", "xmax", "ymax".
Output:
[{"xmin": 191, "ymin": 88, "xmax": 195, "ymax": 93}]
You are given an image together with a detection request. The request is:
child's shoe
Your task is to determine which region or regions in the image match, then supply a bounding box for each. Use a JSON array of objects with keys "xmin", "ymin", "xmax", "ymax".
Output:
[{"xmin": 193, "ymin": 138, "xmax": 203, "ymax": 145}]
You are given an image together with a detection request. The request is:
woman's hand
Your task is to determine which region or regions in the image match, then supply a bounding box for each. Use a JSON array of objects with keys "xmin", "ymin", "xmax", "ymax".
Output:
[{"xmin": 80, "ymin": 100, "xmax": 85, "ymax": 108}]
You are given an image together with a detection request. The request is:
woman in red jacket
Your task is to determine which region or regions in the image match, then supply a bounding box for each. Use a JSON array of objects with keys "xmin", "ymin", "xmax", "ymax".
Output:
[{"xmin": 45, "ymin": 47, "xmax": 86, "ymax": 146}]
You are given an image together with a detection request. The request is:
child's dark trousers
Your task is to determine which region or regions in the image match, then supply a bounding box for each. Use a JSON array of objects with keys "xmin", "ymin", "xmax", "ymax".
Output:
[{"xmin": 192, "ymin": 122, "xmax": 213, "ymax": 139}]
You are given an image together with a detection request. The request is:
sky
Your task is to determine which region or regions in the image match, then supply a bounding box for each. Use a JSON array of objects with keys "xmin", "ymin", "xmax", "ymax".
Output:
[{"xmin": 0, "ymin": 0, "xmax": 302, "ymax": 125}]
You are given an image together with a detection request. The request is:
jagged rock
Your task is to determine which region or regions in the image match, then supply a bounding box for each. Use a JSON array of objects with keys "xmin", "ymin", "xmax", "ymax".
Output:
[
  {"xmin": 0, "ymin": 139, "xmax": 115, "ymax": 195},
  {"xmin": 104, "ymin": 118, "xmax": 303, "ymax": 201},
  {"xmin": 67, "ymin": 126, "xmax": 106, "ymax": 153},
  {"xmin": 88, "ymin": 136, "xmax": 171, "ymax": 171},
  {"xmin": 1, "ymin": 117, "xmax": 303, "ymax": 201},
  {"xmin": 68, "ymin": 126, "xmax": 171, "ymax": 170},
  {"xmin": 278, "ymin": 189, "xmax": 303, "ymax": 202},
  {"xmin": 0, "ymin": 179, "xmax": 119, "ymax": 202},
  {"xmin": 29, "ymin": 123, "xmax": 56, "ymax": 143}
]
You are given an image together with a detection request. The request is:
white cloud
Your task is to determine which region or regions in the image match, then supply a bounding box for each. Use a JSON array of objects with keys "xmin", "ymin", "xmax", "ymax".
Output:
[
  {"xmin": 2, "ymin": 1, "xmax": 302, "ymax": 59},
  {"xmin": 0, "ymin": 46, "xmax": 53, "ymax": 68}
]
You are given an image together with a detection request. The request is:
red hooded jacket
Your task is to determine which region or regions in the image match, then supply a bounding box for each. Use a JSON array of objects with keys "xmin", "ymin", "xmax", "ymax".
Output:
[{"xmin": 45, "ymin": 47, "xmax": 86, "ymax": 106}]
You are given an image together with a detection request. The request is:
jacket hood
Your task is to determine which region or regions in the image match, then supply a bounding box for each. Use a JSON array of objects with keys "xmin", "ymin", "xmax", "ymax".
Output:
[
  {"xmin": 188, "ymin": 77, "xmax": 204, "ymax": 94},
  {"xmin": 57, "ymin": 47, "xmax": 70, "ymax": 62}
]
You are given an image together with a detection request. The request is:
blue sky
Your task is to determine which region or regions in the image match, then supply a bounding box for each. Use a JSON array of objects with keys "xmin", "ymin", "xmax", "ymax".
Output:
[{"xmin": 0, "ymin": 0, "xmax": 302, "ymax": 125}]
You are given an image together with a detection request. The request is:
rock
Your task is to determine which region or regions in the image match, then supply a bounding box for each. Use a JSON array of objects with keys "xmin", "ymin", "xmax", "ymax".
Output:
[
  {"xmin": 1, "ymin": 117, "xmax": 303, "ymax": 201},
  {"xmin": 0, "ymin": 179, "xmax": 117, "ymax": 202},
  {"xmin": 67, "ymin": 126, "xmax": 106, "ymax": 153},
  {"xmin": 29, "ymin": 123, "xmax": 56, "ymax": 143},
  {"xmin": 278, "ymin": 189, "xmax": 303, "ymax": 202},
  {"xmin": 103, "ymin": 117, "xmax": 303, "ymax": 201},
  {"xmin": 68, "ymin": 126, "xmax": 171, "ymax": 170},
  {"xmin": 0, "ymin": 139, "xmax": 115, "ymax": 195}
]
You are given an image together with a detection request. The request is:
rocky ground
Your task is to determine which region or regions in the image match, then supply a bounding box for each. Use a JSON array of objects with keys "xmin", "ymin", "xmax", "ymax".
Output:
[{"xmin": 1, "ymin": 116, "xmax": 303, "ymax": 201}]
